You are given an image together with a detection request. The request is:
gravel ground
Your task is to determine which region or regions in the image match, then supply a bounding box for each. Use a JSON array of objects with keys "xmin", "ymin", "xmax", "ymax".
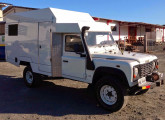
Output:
[{"xmin": 0, "ymin": 52, "xmax": 165, "ymax": 120}]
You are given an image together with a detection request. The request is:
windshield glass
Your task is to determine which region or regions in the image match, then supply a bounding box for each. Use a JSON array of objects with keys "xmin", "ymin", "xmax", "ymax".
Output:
[{"xmin": 85, "ymin": 32, "xmax": 116, "ymax": 47}]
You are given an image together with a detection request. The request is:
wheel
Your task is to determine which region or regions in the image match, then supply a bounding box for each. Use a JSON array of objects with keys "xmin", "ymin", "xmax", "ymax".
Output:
[
  {"xmin": 95, "ymin": 76, "xmax": 128, "ymax": 112},
  {"xmin": 23, "ymin": 66, "xmax": 41, "ymax": 88}
]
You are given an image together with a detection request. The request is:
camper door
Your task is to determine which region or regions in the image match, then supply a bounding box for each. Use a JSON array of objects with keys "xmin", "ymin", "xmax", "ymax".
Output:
[{"xmin": 38, "ymin": 22, "xmax": 51, "ymax": 73}]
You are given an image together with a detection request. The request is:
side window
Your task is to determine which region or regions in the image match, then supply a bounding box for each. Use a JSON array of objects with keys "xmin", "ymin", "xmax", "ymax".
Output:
[
  {"xmin": 111, "ymin": 26, "xmax": 117, "ymax": 31},
  {"xmin": 65, "ymin": 35, "xmax": 84, "ymax": 53},
  {"xmin": 8, "ymin": 24, "xmax": 18, "ymax": 36}
]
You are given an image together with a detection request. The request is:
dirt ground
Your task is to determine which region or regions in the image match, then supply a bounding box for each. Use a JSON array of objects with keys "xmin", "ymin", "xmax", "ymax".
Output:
[{"xmin": 0, "ymin": 52, "xmax": 165, "ymax": 120}]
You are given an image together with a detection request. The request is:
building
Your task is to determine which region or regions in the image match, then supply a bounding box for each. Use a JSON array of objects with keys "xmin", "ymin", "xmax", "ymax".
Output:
[
  {"xmin": 93, "ymin": 17, "xmax": 165, "ymax": 52},
  {"xmin": 0, "ymin": 2, "xmax": 11, "ymax": 59},
  {"xmin": 0, "ymin": 2, "xmax": 12, "ymax": 21},
  {"xmin": 93, "ymin": 17, "xmax": 165, "ymax": 42},
  {"xmin": 3, "ymin": 5, "xmax": 37, "ymax": 19}
]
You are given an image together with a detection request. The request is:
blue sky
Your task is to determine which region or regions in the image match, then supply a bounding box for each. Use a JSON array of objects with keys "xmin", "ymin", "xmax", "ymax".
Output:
[{"xmin": 1, "ymin": 0, "xmax": 165, "ymax": 25}]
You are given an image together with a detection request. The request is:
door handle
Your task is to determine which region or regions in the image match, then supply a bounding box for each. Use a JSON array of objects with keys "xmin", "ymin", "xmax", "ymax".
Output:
[{"xmin": 63, "ymin": 60, "xmax": 68, "ymax": 63}]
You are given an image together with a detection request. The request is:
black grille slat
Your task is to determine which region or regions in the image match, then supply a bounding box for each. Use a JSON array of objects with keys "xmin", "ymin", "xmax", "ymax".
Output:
[{"xmin": 139, "ymin": 62, "xmax": 154, "ymax": 77}]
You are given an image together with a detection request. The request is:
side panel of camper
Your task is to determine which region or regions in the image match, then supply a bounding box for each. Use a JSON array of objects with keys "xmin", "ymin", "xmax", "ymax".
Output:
[
  {"xmin": 5, "ymin": 20, "xmax": 52, "ymax": 76},
  {"xmin": 5, "ymin": 22, "xmax": 39, "ymax": 65}
]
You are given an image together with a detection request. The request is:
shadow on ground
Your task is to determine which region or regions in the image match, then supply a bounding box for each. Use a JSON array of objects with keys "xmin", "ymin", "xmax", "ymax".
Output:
[
  {"xmin": 0, "ymin": 75, "xmax": 109, "ymax": 116},
  {"xmin": 0, "ymin": 60, "xmax": 6, "ymax": 62}
]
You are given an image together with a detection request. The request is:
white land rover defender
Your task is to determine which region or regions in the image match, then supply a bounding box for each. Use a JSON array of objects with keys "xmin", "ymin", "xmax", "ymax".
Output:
[{"xmin": 5, "ymin": 8, "xmax": 164, "ymax": 112}]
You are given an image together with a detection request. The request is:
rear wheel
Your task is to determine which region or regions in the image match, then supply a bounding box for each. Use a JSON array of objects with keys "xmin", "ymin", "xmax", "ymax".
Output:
[
  {"xmin": 23, "ymin": 67, "xmax": 41, "ymax": 88},
  {"xmin": 95, "ymin": 76, "xmax": 128, "ymax": 112}
]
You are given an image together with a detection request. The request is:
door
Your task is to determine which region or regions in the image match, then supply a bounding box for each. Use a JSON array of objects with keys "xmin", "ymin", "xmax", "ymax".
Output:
[
  {"xmin": 38, "ymin": 22, "xmax": 51, "ymax": 73},
  {"xmin": 128, "ymin": 27, "xmax": 137, "ymax": 44},
  {"xmin": 62, "ymin": 34, "xmax": 86, "ymax": 79}
]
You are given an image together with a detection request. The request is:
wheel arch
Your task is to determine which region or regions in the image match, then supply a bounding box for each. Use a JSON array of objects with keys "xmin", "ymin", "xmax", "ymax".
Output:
[
  {"xmin": 92, "ymin": 67, "xmax": 130, "ymax": 88},
  {"xmin": 20, "ymin": 61, "xmax": 31, "ymax": 67}
]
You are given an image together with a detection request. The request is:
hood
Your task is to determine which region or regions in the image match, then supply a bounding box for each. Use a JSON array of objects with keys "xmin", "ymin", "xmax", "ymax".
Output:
[{"xmin": 92, "ymin": 51, "xmax": 157, "ymax": 64}]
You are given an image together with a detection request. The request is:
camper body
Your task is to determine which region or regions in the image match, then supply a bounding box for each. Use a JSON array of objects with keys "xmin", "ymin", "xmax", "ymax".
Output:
[{"xmin": 5, "ymin": 8, "xmax": 164, "ymax": 112}]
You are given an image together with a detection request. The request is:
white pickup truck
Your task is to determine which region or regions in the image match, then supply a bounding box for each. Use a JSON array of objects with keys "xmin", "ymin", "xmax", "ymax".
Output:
[{"xmin": 5, "ymin": 8, "xmax": 164, "ymax": 112}]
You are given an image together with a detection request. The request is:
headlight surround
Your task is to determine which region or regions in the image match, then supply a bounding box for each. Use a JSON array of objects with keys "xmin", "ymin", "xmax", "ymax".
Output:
[
  {"xmin": 133, "ymin": 67, "xmax": 139, "ymax": 79},
  {"xmin": 152, "ymin": 59, "xmax": 159, "ymax": 70},
  {"xmin": 152, "ymin": 61, "xmax": 156, "ymax": 70},
  {"xmin": 155, "ymin": 60, "xmax": 159, "ymax": 69}
]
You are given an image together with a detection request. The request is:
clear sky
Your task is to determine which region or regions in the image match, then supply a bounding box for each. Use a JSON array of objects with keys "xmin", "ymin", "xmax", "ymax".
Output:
[{"xmin": 1, "ymin": 0, "xmax": 165, "ymax": 25}]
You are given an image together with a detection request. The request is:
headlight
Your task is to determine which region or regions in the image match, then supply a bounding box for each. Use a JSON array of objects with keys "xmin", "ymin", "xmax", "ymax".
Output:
[{"xmin": 133, "ymin": 67, "xmax": 139, "ymax": 79}]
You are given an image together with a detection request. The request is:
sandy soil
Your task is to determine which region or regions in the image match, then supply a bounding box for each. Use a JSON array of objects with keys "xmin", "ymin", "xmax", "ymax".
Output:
[{"xmin": 0, "ymin": 52, "xmax": 165, "ymax": 120}]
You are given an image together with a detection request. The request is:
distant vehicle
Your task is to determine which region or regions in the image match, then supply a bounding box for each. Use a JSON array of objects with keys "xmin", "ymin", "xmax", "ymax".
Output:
[{"xmin": 5, "ymin": 8, "xmax": 164, "ymax": 112}]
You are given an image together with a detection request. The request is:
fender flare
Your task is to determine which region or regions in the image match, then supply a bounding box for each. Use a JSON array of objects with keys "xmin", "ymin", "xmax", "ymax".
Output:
[{"xmin": 92, "ymin": 67, "xmax": 129, "ymax": 88}]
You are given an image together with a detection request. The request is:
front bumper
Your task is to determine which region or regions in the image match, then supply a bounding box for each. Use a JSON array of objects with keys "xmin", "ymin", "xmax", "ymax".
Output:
[{"xmin": 138, "ymin": 72, "xmax": 164, "ymax": 89}]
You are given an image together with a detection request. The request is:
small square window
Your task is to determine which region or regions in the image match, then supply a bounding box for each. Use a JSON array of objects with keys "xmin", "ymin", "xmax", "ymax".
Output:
[
  {"xmin": 111, "ymin": 26, "xmax": 117, "ymax": 31},
  {"xmin": 8, "ymin": 24, "xmax": 18, "ymax": 36}
]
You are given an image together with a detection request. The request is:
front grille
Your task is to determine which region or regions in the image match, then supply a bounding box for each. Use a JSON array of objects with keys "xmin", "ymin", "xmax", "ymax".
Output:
[{"xmin": 139, "ymin": 62, "xmax": 154, "ymax": 77}]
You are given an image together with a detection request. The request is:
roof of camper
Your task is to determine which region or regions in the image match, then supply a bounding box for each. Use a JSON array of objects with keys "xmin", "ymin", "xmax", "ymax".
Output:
[
  {"xmin": 6, "ymin": 8, "xmax": 95, "ymax": 23},
  {"xmin": 6, "ymin": 8, "xmax": 111, "ymax": 33}
]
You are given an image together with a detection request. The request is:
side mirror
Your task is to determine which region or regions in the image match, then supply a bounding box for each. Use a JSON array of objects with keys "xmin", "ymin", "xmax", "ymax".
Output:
[
  {"xmin": 74, "ymin": 44, "xmax": 86, "ymax": 57},
  {"xmin": 74, "ymin": 44, "xmax": 84, "ymax": 53}
]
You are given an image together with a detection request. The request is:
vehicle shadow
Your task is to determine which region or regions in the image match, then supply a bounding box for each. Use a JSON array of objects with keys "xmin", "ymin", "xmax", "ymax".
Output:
[
  {"xmin": 0, "ymin": 60, "xmax": 6, "ymax": 62},
  {"xmin": 0, "ymin": 75, "xmax": 110, "ymax": 116}
]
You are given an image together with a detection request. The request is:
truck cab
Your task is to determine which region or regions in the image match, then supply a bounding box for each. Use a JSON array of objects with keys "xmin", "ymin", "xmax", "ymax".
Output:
[{"xmin": 58, "ymin": 26, "xmax": 164, "ymax": 111}]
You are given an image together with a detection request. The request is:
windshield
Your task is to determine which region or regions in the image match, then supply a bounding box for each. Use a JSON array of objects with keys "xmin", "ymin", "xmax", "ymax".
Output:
[{"xmin": 85, "ymin": 32, "xmax": 116, "ymax": 47}]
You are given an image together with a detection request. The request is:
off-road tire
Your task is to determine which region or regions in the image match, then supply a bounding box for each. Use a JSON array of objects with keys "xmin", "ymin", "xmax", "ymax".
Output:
[
  {"xmin": 23, "ymin": 66, "xmax": 41, "ymax": 88},
  {"xmin": 95, "ymin": 76, "xmax": 128, "ymax": 112}
]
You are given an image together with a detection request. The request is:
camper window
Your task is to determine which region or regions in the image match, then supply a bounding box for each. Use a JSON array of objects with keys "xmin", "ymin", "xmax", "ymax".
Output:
[
  {"xmin": 65, "ymin": 35, "xmax": 84, "ymax": 53},
  {"xmin": 8, "ymin": 24, "xmax": 18, "ymax": 36}
]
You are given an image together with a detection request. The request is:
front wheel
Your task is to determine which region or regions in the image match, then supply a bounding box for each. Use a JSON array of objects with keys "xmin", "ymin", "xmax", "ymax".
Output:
[
  {"xmin": 95, "ymin": 76, "xmax": 128, "ymax": 112},
  {"xmin": 23, "ymin": 67, "xmax": 41, "ymax": 88}
]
